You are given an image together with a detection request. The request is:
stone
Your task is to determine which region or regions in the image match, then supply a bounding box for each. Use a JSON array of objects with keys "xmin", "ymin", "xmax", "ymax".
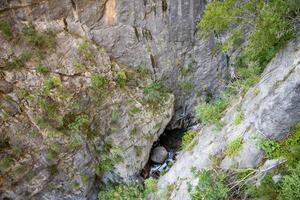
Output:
[
  {"xmin": 0, "ymin": 80, "xmax": 13, "ymax": 93},
  {"xmin": 151, "ymin": 146, "xmax": 168, "ymax": 164}
]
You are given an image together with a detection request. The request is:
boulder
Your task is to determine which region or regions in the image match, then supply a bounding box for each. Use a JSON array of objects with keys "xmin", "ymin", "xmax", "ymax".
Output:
[{"xmin": 151, "ymin": 146, "xmax": 168, "ymax": 164}]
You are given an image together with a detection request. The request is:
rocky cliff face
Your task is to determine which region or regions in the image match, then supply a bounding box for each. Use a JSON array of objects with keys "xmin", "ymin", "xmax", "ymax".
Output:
[
  {"xmin": 0, "ymin": 0, "xmax": 229, "ymax": 199},
  {"xmin": 156, "ymin": 32, "xmax": 300, "ymax": 199}
]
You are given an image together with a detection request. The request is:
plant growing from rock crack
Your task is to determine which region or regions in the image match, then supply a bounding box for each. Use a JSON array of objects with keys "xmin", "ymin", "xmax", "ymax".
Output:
[
  {"xmin": 182, "ymin": 130, "xmax": 198, "ymax": 151},
  {"xmin": 234, "ymin": 110, "xmax": 244, "ymax": 125},
  {"xmin": 226, "ymin": 137, "xmax": 243, "ymax": 158},
  {"xmin": 0, "ymin": 21, "xmax": 13, "ymax": 39}
]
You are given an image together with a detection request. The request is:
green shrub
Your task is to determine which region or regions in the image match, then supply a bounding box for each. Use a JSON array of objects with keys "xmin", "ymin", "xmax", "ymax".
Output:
[
  {"xmin": 116, "ymin": 71, "xmax": 127, "ymax": 88},
  {"xmin": 246, "ymin": 173, "xmax": 280, "ymax": 199},
  {"xmin": 143, "ymin": 82, "xmax": 168, "ymax": 109},
  {"xmin": 98, "ymin": 183, "xmax": 145, "ymax": 200},
  {"xmin": 179, "ymin": 81, "xmax": 193, "ymax": 94},
  {"xmin": 0, "ymin": 21, "xmax": 12, "ymax": 39},
  {"xmin": 0, "ymin": 157, "xmax": 13, "ymax": 172},
  {"xmin": 68, "ymin": 114, "xmax": 89, "ymax": 131},
  {"xmin": 198, "ymin": 0, "xmax": 299, "ymax": 68},
  {"xmin": 39, "ymin": 76, "xmax": 61, "ymax": 96},
  {"xmin": 226, "ymin": 137, "xmax": 243, "ymax": 158},
  {"xmin": 78, "ymin": 41, "xmax": 94, "ymax": 62},
  {"xmin": 257, "ymin": 138, "xmax": 281, "ymax": 159},
  {"xmin": 111, "ymin": 110, "xmax": 120, "ymax": 124},
  {"xmin": 181, "ymin": 65, "xmax": 192, "ymax": 76},
  {"xmin": 91, "ymin": 73, "xmax": 108, "ymax": 90},
  {"xmin": 279, "ymin": 161, "xmax": 300, "ymax": 200},
  {"xmin": 4, "ymin": 50, "xmax": 32, "ymax": 70},
  {"xmin": 182, "ymin": 130, "xmax": 197, "ymax": 151},
  {"xmin": 23, "ymin": 25, "xmax": 56, "ymax": 49},
  {"xmin": 35, "ymin": 64, "xmax": 50, "ymax": 74},
  {"xmin": 234, "ymin": 110, "xmax": 244, "ymax": 125},
  {"xmin": 190, "ymin": 169, "xmax": 229, "ymax": 200},
  {"xmin": 195, "ymin": 98, "xmax": 228, "ymax": 126},
  {"xmin": 137, "ymin": 65, "xmax": 150, "ymax": 77},
  {"xmin": 144, "ymin": 177, "xmax": 158, "ymax": 194}
]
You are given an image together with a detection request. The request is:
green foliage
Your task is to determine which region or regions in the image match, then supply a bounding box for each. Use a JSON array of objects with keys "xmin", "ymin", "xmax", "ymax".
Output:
[
  {"xmin": 246, "ymin": 173, "xmax": 280, "ymax": 199},
  {"xmin": 279, "ymin": 161, "xmax": 300, "ymax": 200},
  {"xmin": 234, "ymin": 110, "xmax": 244, "ymax": 125},
  {"xmin": 190, "ymin": 169, "xmax": 229, "ymax": 200},
  {"xmin": 38, "ymin": 99, "xmax": 58, "ymax": 119},
  {"xmin": 96, "ymin": 140, "xmax": 123, "ymax": 175},
  {"xmin": 144, "ymin": 177, "xmax": 158, "ymax": 194},
  {"xmin": 111, "ymin": 110, "xmax": 120, "ymax": 124},
  {"xmin": 198, "ymin": 0, "xmax": 299, "ymax": 68},
  {"xmin": 179, "ymin": 81, "xmax": 193, "ymax": 94},
  {"xmin": 68, "ymin": 114, "xmax": 89, "ymax": 131},
  {"xmin": 0, "ymin": 157, "xmax": 13, "ymax": 172},
  {"xmin": 90, "ymin": 73, "xmax": 109, "ymax": 101},
  {"xmin": 4, "ymin": 50, "xmax": 32, "ymax": 70},
  {"xmin": 0, "ymin": 21, "xmax": 13, "ymax": 39},
  {"xmin": 143, "ymin": 82, "xmax": 168, "ymax": 109},
  {"xmin": 35, "ymin": 64, "xmax": 50, "ymax": 74},
  {"xmin": 39, "ymin": 76, "xmax": 61, "ymax": 97},
  {"xmin": 180, "ymin": 65, "xmax": 192, "ymax": 76},
  {"xmin": 195, "ymin": 98, "xmax": 228, "ymax": 126},
  {"xmin": 257, "ymin": 138, "xmax": 281, "ymax": 159},
  {"xmin": 91, "ymin": 73, "xmax": 108, "ymax": 90},
  {"xmin": 116, "ymin": 71, "xmax": 127, "ymax": 88},
  {"xmin": 182, "ymin": 130, "xmax": 197, "ymax": 151},
  {"xmin": 23, "ymin": 25, "xmax": 56, "ymax": 49},
  {"xmin": 98, "ymin": 183, "xmax": 145, "ymax": 200},
  {"xmin": 226, "ymin": 137, "xmax": 243, "ymax": 158},
  {"xmin": 78, "ymin": 41, "xmax": 94, "ymax": 62},
  {"xmin": 130, "ymin": 107, "xmax": 141, "ymax": 115}
]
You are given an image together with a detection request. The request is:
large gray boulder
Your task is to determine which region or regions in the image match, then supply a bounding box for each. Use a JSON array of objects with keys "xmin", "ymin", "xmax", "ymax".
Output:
[{"xmin": 151, "ymin": 146, "xmax": 168, "ymax": 164}]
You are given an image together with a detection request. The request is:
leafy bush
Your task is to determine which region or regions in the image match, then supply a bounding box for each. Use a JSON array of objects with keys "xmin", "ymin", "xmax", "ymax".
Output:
[
  {"xmin": 195, "ymin": 98, "xmax": 228, "ymax": 126},
  {"xmin": 246, "ymin": 173, "xmax": 280, "ymax": 199},
  {"xmin": 78, "ymin": 41, "xmax": 94, "ymax": 62},
  {"xmin": 144, "ymin": 177, "xmax": 158, "ymax": 195},
  {"xmin": 179, "ymin": 81, "xmax": 193, "ymax": 94},
  {"xmin": 226, "ymin": 137, "xmax": 243, "ymax": 158},
  {"xmin": 91, "ymin": 73, "xmax": 108, "ymax": 90},
  {"xmin": 116, "ymin": 71, "xmax": 127, "ymax": 88},
  {"xmin": 198, "ymin": 0, "xmax": 299, "ymax": 68},
  {"xmin": 98, "ymin": 183, "xmax": 145, "ymax": 200},
  {"xmin": 143, "ymin": 82, "xmax": 168, "ymax": 109},
  {"xmin": 39, "ymin": 76, "xmax": 61, "ymax": 97},
  {"xmin": 234, "ymin": 110, "xmax": 244, "ymax": 125},
  {"xmin": 257, "ymin": 138, "xmax": 281, "ymax": 159},
  {"xmin": 190, "ymin": 169, "xmax": 229, "ymax": 200},
  {"xmin": 0, "ymin": 21, "xmax": 12, "ymax": 39},
  {"xmin": 279, "ymin": 161, "xmax": 300, "ymax": 200},
  {"xmin": 35, "ymin": 64, "xmax": 50, "ymax": 74},
  {"xmin": 0, "ymin": 157, "xmax": 13, "ymax": 172},
  {"xmin": 182, "ymin": 130, "xmax": 197, "ymax": 151},
  {"xmin": 68, "ymin": 114, "xmax": 89, "ymax": 131}
]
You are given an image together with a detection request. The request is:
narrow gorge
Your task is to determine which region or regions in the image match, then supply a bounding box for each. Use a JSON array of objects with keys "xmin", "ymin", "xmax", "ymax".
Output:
[{"xmin": 0, "ymin": 0, "xmax": 299, "ymax": 200}]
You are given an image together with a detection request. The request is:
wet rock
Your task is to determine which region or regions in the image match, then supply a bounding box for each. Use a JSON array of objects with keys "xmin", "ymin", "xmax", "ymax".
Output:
[
  {"xmin": 0, "ymin": 80, "xmax": 13, "ymax": 93},
  {"xmin": 151, "ymin": 146, "xmax": 168, "ymax": 164}
]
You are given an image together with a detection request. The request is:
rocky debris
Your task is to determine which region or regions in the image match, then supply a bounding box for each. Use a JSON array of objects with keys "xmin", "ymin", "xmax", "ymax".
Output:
[
  {"xmin": 0, "ymin": 97, "xmax": 19, "ymax": 116},
  {"xmin": 156, "ymin": 33, "xmax": 300, "ymax": 200},
  {"xmin": 0, "ymin": 80, "xmax": 13, "ymax": 93},
  {"xmin": 151, "ymin": 146, "xmax": 168, "ymax": 164}
]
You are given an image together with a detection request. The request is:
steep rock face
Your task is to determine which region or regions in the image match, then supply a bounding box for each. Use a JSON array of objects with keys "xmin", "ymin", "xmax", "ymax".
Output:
[
  {"xmin": 1, "ymin": 0, "xmax": 228, "ymax": 128},
  {"xmin": 0, "ymin": 18, "xmax": 174, "ymax": 200},
  {"xmin": 156, "ymin": 33, "xmax": 300, "ymax": 199},
  {"xmin": 0, "ymin": 0, "xmax": 230, "ymax": 199}
]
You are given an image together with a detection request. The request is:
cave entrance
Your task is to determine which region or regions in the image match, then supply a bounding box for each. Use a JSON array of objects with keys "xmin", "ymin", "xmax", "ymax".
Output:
[{"xmin": 141, "ymin": 127, "xmax": 187, "ymax": 179}]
